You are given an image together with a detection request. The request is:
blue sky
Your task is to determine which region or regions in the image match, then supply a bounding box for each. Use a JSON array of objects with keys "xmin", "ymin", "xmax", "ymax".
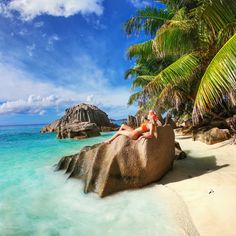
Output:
[{"xmin": 0, "ymin": 0, "xmax": 164, "ymax": 125}]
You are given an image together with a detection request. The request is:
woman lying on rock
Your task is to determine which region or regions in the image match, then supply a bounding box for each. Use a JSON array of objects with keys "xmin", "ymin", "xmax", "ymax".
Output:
[{"xmin": 104, "ymin": 110, "xmax": 162, "ymax": 144}]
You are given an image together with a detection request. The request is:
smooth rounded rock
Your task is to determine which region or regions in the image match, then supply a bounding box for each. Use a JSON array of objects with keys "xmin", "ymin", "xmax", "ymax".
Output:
[{"xmin": 56, "ymin": 125, "xmax": 175, "ymax": 197}]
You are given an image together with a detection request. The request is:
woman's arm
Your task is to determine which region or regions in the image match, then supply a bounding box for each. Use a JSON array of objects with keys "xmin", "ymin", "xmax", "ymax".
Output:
[{"xmin": 156, "ymin": 119, "xmax": 162, "ymax": 126}]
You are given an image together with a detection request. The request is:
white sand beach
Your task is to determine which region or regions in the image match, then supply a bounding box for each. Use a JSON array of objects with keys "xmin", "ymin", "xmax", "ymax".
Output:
[{"xmin": 160, "ymin": 135, "xmax": 236, "ymax": 236}]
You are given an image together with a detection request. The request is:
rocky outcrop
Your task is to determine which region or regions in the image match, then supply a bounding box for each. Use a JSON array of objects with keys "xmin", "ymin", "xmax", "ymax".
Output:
[
  {"xmin": 175, "ymin": 141, "xmax": 187, "ymax": 160},
  {"xmin": 193, "ymin": 127, "xmax": 231, "ymax": 144},
  {"xmin": 56, "ymin": 125, "xmax": 175, "ymax": 197},
  {"xmin": 57, "ymin": 122, "xmax": 100, "ymax": 139},
  {"xmin": 41, "ymin": 119, "xmax": 60, "ymax": 133},
  {"xmin": 41, "ymin": 103, "xmax": 118, "ymax": 139},
  {"xmin": 164, "ymin": 112, "xmax": 177, "ymax": 129},
  {"xmin": 226, "ymin": 115, "xmax": 236, "ymax": 144},
  {"xmin": 127, "ymin": 115, "xmax": 141, "ymax": 128}
]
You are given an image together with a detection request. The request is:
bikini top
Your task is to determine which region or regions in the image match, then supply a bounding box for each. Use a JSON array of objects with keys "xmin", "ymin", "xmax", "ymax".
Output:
[{"xmin": 140, "ymin": 123, "xmax": 149, "ymax": 132}]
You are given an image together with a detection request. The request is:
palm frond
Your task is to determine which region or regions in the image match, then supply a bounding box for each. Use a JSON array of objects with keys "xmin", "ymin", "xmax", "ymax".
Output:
[
  {"xmin": 128, "ymin": 90, "xmax": 145, "ymax": 105},
  {"xmin": 161, "ymin": 0, "xmax": 198, "ymax": 10},
  {"xmin": 153, "ymin": 9, "xmax": 198, "ymax": 57},
  {"xmin": 217, "ymin": 22, "xmax": 236, "ymax": 47},
  {"xmin": 145, "ymin": 53, "xmax": 200, "ymax": 94},
  {"xmin": 193, "ymin": 0, "xmax": 236, "ymax": 34},
  {"xmin": 124, "ymin": 7, "xmax": 172, "ymax": 36},
  {"xmin": 193, "ymin": 33, "xmax": 236, "ymax": 121},
  {"xmin": 127, "ymin": 40, "xmax": 154, "ymax": 59},
  {"xmin": 131, "ymin": 75, "xmax": 155, "ymax": 90},
  {"xmin": 124, "ymin": 66, "xmax": 151, "ymax": 80}
]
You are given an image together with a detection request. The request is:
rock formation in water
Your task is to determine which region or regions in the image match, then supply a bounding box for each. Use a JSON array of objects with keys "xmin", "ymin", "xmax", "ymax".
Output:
[
  {"xmin": 41, "ymin": 103, "xmax": 117, "ymax": 139},
  {"xmin": 57, "ymin": 122, "xmax": 100, "ymax": 139},
  {"xmin": 56, "ymin": 125, "xmax": 175, "ymax": 197},
  {"xmin": 41, "ymin": 119, "xmax": 61, "ymax": 133}
]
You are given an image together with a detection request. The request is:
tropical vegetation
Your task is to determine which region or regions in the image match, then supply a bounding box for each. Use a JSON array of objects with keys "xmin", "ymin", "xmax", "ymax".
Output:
[{"xmin": 124, "ymin": 0, "xmax": 236, "ymax": 124}]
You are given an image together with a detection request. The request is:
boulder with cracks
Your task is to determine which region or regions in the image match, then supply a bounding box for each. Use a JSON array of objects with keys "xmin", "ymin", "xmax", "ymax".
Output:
[{"xmin": 56, "ymin": 125, "xmax": 175, "ymax": 197}]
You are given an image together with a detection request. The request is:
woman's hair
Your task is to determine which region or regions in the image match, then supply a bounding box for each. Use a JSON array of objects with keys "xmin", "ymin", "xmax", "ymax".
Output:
[{"xmin": 148, "ymin": 110, "xmax": 158, "ymax": 125}]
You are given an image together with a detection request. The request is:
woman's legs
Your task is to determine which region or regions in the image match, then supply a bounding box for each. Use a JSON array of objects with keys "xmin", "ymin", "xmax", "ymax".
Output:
[{"xmin": 104, "ymin": 130, "xmax": 138, "ymax": 144}]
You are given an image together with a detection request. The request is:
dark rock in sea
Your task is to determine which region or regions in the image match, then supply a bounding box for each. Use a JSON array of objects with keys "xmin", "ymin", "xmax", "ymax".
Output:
[
  {"xmin": 57, "ymin": 122, "xmax": 100, "ymax": 139},
  {"xmin": 56, "ymin": 125, "xmax": 175, "ymax": 197},
  {"xmin": 41, "ymin": 103, "xmax": 118, "ymax": 139},
  {"xmin": 192, "ymin": 127, "xmax": 231, "ymax": 145},
  {"xmin": 41, "ymin": 119, "xmax": 60, "ymax": 133}
]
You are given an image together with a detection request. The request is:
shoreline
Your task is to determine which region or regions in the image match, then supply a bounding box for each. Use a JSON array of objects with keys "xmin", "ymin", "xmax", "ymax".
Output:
[{"xmin": 160, "ymin": 135, "xmax": 236, "ymax": 236}]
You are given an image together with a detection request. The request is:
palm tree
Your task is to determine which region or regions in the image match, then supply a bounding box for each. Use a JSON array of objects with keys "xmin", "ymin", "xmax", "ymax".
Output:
[{"xmin": 124, "ymin": 0, "xmax": 236, "ymax": 124}]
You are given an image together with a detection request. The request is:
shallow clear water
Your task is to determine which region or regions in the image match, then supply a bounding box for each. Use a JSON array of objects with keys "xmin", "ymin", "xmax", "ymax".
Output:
[{"xmin": 0, "ymin": 125, "xmax": 179, "ymax": 236}]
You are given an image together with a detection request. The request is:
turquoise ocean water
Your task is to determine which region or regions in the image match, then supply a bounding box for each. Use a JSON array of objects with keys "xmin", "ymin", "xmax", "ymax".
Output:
[{"xmin": 0, "ymin": 125, "xmax": 181, "ymax": 236}]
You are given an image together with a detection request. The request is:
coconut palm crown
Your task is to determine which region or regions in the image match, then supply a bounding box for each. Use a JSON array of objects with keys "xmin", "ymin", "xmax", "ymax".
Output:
[{"xmin": 124, "ymin": 0, "xmax": 236, "ymax": 123}]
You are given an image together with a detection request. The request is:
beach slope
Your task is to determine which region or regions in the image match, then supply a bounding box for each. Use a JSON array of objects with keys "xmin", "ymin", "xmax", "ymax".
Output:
[{"xmin": 161, "ymin": 135, "xmax": 236, "ymax": 236}]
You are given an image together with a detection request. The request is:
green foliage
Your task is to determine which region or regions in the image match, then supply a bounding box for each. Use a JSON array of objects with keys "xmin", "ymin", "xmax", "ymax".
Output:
[
  {"xmin": 193, "ymin": 33, "xmax": 236, "ymax": 120},
  {"xmin": 127, "ymin": 40, "xmax": 154, "ymax": 59},
  {"xmin": 124, "ymin": 0, "xmax": 236, "ymax": 122},
  {"xmin": 194, "ymin": 0, "xmax": 236, "ymax": 34},
  {"xmin": 145, "ymin": 53, "xmax": 200, "ymax": 92},
  {"xmin": 124, "ymin": 6, "xmax": 172, "ymax": 36}
]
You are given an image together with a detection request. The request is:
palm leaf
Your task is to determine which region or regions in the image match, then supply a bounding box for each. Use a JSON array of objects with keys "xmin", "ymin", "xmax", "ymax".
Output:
[
  {"xmin": 153, "ymin": 9, "xmax": 197, "ymax": 56},
  {"xmin": 145, "ymin": 53, "xmax": 200, "ymax": 94},
  {"xmin": 124, "ymin": 66, "xmax": 151, "ymax": 80},
  {"xmin": 194, "ymin": 0, "xmax": 236, "ymax": 34},
  {"xmin": 127, "ymin": 40, "xmax": 154, "ymax": 59},
  {"xmin": 128, "ymin": 90, "xmax": 145, "ymax": 105},
  {"xmin": 217, "ymin": 22, "xmax": 236, "ymax": 47},
  {"xmin": 131, "ymin": 75, "xmax": 155, "ymax": 90},
  {"xmin": 161, "ymin": 0, "xmax": 198, "ymax": 10},
  {"xmin": 124, "ymin": 7, "xmax": 172, "ymax": 36},
  {"xmin": 193, "ymin": 33, "xmax": 236, "ymax": 120}
]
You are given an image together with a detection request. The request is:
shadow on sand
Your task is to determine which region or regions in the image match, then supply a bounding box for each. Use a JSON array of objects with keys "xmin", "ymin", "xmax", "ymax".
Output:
[{"xmin": 160, "ymin": 154, "xmax": 229, "ymax": 184}]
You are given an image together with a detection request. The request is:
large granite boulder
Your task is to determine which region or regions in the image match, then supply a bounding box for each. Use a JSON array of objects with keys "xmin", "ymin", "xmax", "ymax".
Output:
[
  {"xmin": 57, "ymin": 122, "xmax": 100, "ymax": 139},
  {"xmin": 193, "ymin": 127, "xmax": 231, "ymax": 144},
  {"xmin": 56, "ymin": 125, "xmax": 175, "ymax": 197},
  {"xmin": 41, "ymin": 103, "xmax": 118, "ymax": 139}
]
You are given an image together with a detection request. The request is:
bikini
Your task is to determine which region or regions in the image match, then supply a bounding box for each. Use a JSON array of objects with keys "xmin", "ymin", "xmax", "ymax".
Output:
[{"xmin": 140, "ymin": 123, "xmax": 149, "ymax": 132}]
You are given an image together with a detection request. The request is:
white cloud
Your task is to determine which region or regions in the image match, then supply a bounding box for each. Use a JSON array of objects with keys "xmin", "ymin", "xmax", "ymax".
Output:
[
  {"xmin": 0, "ymin": 62, "xmax": 81, "ymax": 102},
  {"xmin": 0, "ymin": 3, "xmax": 13, "ymax": 18},
  {"xmin": 130, "ymin": 0, "xmax": 151, "ymax": 8},
  {"xmin": 0, "ymin": 0, "xmax": 104, "ymax": 21},
  {"xmin": 0, "ymin": 95, "xmax": 60, "ymax": 115},
  {"xmin": 0, "ymin": 61, "xmax": 137, "ymax": 118}
]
